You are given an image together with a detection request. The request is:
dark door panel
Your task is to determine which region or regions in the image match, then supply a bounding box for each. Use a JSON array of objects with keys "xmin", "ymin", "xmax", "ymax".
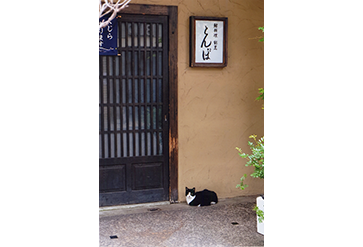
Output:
[{"xmin": 99, "ymin": 14, "xmax": 169, "ymax": 207}]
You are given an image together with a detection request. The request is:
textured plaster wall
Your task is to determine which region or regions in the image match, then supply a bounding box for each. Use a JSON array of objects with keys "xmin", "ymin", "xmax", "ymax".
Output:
[{"xmin": 129, "ymin": 0, "xmax": 264, "ymax": 202}]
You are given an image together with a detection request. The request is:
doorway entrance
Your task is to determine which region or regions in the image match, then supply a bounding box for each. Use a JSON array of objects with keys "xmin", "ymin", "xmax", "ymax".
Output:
[{"xmin": 99, "ymin": 5, "xmax": 178, "ymax": 206}]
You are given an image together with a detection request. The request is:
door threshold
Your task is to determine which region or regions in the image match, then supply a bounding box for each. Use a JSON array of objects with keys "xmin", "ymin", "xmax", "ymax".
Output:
[{"xmin": 99, "ymin": 201, "xmax": 170, "ymax": 212}]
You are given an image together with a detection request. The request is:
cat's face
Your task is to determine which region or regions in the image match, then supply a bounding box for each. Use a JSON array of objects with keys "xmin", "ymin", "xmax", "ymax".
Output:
[{"xmin": 185, "ymin": 187, "xmax": 196, "ymax": 196}]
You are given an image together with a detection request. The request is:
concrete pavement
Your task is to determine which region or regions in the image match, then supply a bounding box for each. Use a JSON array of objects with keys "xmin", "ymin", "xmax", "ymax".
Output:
[{"xmin": 99, "ymin": 195, "xmax": 264, "ymax": 246}]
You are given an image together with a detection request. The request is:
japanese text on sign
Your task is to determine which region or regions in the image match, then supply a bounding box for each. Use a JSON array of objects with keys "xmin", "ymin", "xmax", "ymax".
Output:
[
  {"xmin": 195, "ymin": 20, "xmax": 224, "ymax": 63},
  {"xmin": 99, "ymin": 15, "xmax": 118, "ymax": 55}
]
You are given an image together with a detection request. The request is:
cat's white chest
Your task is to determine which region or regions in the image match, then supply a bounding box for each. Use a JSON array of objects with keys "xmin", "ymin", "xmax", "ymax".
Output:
[{"xmin": 186, "ymin": 193, "xmax": 196, "ymax": 205}]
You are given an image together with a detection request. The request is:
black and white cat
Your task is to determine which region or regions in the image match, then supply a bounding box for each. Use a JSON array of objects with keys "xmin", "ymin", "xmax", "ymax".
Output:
[{"xmin": 185, "ymin": 187, "xmax": 218, "ymax": 207}]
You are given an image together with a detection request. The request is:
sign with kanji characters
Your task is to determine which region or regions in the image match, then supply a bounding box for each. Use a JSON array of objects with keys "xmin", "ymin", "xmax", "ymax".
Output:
[
  {"xmin": 99, "ymin": 15, "xmax": 118, "ymax": 55},
  {"xmin": 190, "ymin": 17, "xmax": 228, "ymax": 67}
]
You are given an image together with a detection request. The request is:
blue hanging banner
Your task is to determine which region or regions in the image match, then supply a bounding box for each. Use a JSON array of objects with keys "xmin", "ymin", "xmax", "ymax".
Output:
[{"xmin": 99, "ymin": 15, "xmax": 118, "ymax": 55}]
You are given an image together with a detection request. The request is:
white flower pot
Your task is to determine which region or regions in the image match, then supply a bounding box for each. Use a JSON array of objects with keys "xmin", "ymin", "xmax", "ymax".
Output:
[{"xmin": 256, "ymin": 196, "xmax": 264, "ymax": 235}]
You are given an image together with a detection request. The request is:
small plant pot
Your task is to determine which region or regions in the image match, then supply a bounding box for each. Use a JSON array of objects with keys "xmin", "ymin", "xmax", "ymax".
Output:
[{"xmin": 256, "ymin": 196, "xmax": 264, "ymax": 235}]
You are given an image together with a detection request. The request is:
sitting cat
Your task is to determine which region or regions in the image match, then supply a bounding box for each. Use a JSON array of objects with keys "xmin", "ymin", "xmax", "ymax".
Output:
[{"xmin": 185, "ymin": 187, "xmax": 218, "ymax": 207}]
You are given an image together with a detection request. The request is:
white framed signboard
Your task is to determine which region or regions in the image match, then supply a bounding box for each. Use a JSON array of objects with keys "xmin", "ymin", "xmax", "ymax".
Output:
[{"xmin": 190, "ymin": 16, "xmax": 228, "ymax": 67}]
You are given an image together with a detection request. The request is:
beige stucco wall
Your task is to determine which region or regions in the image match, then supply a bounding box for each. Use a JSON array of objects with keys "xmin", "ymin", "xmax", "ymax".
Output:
[{"xmin": 130, "ymin": 0, "xmax": 264, "ymax": 202}]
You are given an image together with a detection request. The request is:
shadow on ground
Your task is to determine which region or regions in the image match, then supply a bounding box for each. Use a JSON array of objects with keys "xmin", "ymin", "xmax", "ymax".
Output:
[{"xmin": 99, "ymin": 196, "xmax": 264, "ymax": 247}]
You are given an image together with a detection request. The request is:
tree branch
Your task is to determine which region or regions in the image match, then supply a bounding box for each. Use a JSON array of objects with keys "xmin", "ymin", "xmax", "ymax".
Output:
[{"xmin": 99, "ymin": 0, "xmax": 131, "ymax": 29}]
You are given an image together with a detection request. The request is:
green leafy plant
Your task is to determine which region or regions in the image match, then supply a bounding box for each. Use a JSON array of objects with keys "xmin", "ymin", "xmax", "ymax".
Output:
[
  {"xmin": 236, "ymin": 135, "xmax": 264, "ymax": 190},
  {"xmin": 236, "ymin": 26, "xmax": 265, "ymax": 224},
  {"xmin": 258, "ymin": 27, "xmax": 264, "ymax": 42},
  {"xmin": 256, "ymin": 88, "xmax": 264, "ymax": 101},
  {"xmin": 256, "ymin": 27, "xmax": 264, "ymax": 108},
  {"xmin": 256, "ymin": 88, "xmax": 264, "ymax": 109},
  {"xmin": 237, "ymin": 174, "xmax": 248, "ymax": 190},
  {"xmin": 236, "ymin": 135, "xmax": 264, "ymax": 223},
  {"xmin": 254, "ymin": 205, "xmax": 264, "ymax": 223}
]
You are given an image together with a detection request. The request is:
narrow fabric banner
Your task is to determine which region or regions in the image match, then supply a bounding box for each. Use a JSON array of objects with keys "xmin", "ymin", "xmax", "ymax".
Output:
[{"xmin": 99, "ymin": 15, "xmax": 118, "ymax": 55}]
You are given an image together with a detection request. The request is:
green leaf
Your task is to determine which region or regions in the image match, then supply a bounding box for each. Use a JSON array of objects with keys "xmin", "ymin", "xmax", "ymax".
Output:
[
  {"xmin": 236, "ymin": 135, "xmax": 264, "ymax": 189},
  {"xmin": 254, "ymin": 206, "xmax": 264, "ymax": 223},
  {"xmin": 257, "ymin": 27, "xmax": 264, "ymax": 42},
  {"xmin": 256, "ymin": 88, "xmax": 264, "ymax": 101}
]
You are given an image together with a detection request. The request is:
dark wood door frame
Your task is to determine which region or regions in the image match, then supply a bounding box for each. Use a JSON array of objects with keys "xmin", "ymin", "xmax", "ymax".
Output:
[{"xmin": 119, "ymin": 4, "xmax": 178, "ymax": 203}]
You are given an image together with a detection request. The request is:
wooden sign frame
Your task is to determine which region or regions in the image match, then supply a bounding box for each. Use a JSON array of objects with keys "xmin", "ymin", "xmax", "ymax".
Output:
[{"xmin": 189, "ymin": 16, "xmax": 228, "ymax": 68}]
